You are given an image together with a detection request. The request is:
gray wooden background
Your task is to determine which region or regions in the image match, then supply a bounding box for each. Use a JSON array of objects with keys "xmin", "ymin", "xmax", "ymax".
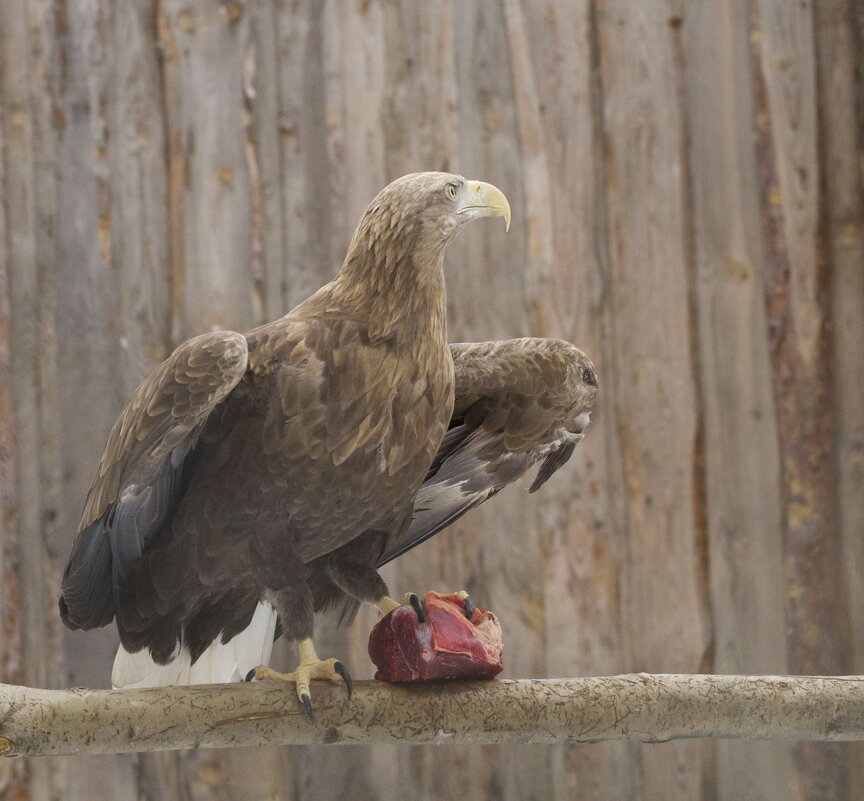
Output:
[{"xmin": 1, "ymin": 1, "xmax": 862, "ymax": 799}]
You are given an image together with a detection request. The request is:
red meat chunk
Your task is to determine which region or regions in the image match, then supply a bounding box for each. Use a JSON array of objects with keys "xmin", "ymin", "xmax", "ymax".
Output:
[{"xmin": 368, "ymin": 591, "xmax": 503, "ymax": 683}]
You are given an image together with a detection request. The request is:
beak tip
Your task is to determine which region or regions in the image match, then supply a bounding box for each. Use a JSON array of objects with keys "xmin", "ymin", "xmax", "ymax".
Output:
[{"xmin": 461, "ymin": 179, "xmax": 511, "ymax": 232}]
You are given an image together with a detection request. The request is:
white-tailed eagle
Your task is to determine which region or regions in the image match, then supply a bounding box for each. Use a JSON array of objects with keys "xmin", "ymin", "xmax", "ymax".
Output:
[{"xmin": 59, "ymin": 173, "xmax": 597, "ymax": 716}]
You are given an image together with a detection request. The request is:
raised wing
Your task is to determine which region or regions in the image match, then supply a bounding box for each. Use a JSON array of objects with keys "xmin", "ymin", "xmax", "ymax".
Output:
[
  {"xmin": 377, "ymin": 338, "xmax": 597, "ymax": 567},
  {"xmin": 59, "ymin": 331, "xmax": 249, "ymax": 631}
]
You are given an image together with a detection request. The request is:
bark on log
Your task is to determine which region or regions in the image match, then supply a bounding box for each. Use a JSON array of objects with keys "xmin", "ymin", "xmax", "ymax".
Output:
[{"xmin": 1, "ymin": 674, "xmax": 863, "ymax": 757}]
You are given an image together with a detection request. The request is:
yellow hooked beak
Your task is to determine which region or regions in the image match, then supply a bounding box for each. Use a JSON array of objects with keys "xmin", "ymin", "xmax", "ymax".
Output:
[{"xmin": 457, "ymin": 180, "xmax": 511, "ymax": 231}]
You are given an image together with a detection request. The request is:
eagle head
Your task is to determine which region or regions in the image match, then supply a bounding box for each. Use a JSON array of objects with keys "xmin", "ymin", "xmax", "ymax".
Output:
[
  {"xmin": 377, "ymin": 171, "xmax": 510, "ymax": 237},
  {"xmin": 344, "ymin": 172, "xmax": 511, "ymax": 273}
]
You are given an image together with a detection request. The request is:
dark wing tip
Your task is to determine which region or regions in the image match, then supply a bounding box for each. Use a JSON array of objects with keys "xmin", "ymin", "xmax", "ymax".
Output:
[{"xmin": 529, "ymin": 440, "xmax": 576, "ymax": 493}]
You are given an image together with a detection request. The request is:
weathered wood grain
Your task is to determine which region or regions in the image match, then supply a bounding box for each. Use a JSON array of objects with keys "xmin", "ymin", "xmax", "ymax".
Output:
[
  {"xmin": 814, "ymin": 0, "xmax": 864, "ymax": 795},
  {"xmin": 1, "ymin": 1, "xmax": 65, "ymax": 798},
  {"xmin": 6, "ymin": 675, "xmax": 864, "ymax": 757},
  {"xmin": 683, "ymin": 2, "xmax": 795, "ymax": 799},
  {"xmin": 750, "ymin": 0, "xmax": 856, "ymax": 797},
  {"xmin": 0, "ymin": 88, "xmax": 30, "ymax": 801},
  {"xmin": 160, "ymin": 0, "xmax": 258, "ymax": 338},
  {"xmin": 595, "ymin": 0, "xmax": 713, "ymax": 796}
]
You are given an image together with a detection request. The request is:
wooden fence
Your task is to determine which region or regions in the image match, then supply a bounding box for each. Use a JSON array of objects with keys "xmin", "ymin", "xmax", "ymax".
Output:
[{"xmin": 0, "ymin": 1, "xmax": 862, "ymax": 799}]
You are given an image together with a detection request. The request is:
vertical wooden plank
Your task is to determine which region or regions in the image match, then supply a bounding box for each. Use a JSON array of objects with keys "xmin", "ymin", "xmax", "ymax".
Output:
[
  {"xmin": 53, "ymin": 0, "xmax": 124, "ymax": 692},
  {"xmin": 0, "ymin": 12, "xmax": 20, "ymax": 695},
  {"xmin": 447, "ymin": 1, "xmax": 528, "ymax": 343},
  {"xmin": 57, "ymin": 0, "xmax": 172, "ymax": 696},
  {"xmin": 1, "ymin": 0, "xmax": 64, "ymax": 797},
  {"xmin": 274, "ymin": 0, "xmax": 343, "ymax": 307},
  {"xmin": 751, "ymin": 0, "xmax": 854, "ymax": 796},
  {"xmin": 0, "ymin": 0, "xmax": 58, "ymax": 693},
  {"xmin": 503, "ymin": 2, "xmax": 641, "ymax": 798},
  {"xmin": 597, "ymin": 0, "xmax": 708, "ymax": 668},
  {"xmin": 45, "ymin": 2, "xmax": 149, "ymax": 798},
  {"xmin": 683, "ymin": 2, "xmax": 795, "ymax": 799},
  {"xmin": 160, "ymin": 0, "xmax": 256, "ymax": 339},
  {"xmin": 332, "ymin": 0, "xmax": 387, "ymax": 214},
  {"xmin": 752, "ymin": 0, "xmax": 852, "ymax": 671},
  {"xmin": 376, "ymin": 0, "xmax": 457, "ymax": 174},
  {"xmin": 814, "ymin": 0, "xmax": 864, "ymax": 675},
  {"xmin": 245, "ymin": 0, "xmax": 287, "ymax": 320},
  {"xmin": 495, "ymin": 2, "xmax": 642, "ymax": 799},
  {"xmin": 0, "ymin": 87, "xmax": 32, "ymax": 801},
  {"xmin": 595, "ymin": 0, "xmax": 712, "ymax": 797},
  {"xmin": 109, "ymin": 0, "xmax": 172, "ymax": 379},
  {"xmin": 814, "ymin": 0, "xmax": 864, "ymax": 792},
  {"xmin": 443, "ymin": 3, "xmax": 552, "ymax": 798}
]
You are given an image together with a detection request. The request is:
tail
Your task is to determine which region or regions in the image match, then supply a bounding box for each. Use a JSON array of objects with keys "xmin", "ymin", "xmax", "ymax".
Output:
[{"xmin": 111, "ymin": 602, "xmax": 278, "ymax": 689}]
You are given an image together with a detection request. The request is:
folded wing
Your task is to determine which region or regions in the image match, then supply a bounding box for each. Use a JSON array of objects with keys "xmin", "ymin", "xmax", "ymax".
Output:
[
  {"xmin": 377, "ymin": 338, "xmax": 597, "ymax": 567},
  {"xmin": 59, "ymin": 331, "xmax": 249, "ymax": 631}
]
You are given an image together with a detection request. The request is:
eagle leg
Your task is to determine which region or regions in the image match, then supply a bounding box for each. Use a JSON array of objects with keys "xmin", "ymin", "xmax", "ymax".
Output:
[
  {"xmin": 376, "ymin": 591, "xmax": 421, "ymax": 617},
  {"xmin": 378, "ymin": 590, "xmax": 474, "ymax": 621},
  {"xmin": 245, "ymin": 637, "xmax": 352, "ymax": 722}
]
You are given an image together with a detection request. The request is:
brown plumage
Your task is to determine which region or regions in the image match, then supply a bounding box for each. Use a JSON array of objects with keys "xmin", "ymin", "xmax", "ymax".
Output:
[
  {"xmin": 58, "ymin": 171, "xmax": 596, "ymax": 703},
  {"xmin": 308, "ymin": 337, "xmax": 597, "ymax": 624}
]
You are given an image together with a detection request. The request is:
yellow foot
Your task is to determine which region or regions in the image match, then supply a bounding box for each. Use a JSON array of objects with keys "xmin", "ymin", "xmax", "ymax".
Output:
[
  {"xmin": 245, "ymin": 639, "xmax": 352, "ymax": 722},
  {"xmin": 376, "ymin": 592, "xmax": 418, "ymax": 616}
]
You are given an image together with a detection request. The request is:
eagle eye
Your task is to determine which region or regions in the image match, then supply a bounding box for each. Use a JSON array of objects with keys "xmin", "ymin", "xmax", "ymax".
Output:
[{"xmin": 446, "ymin": 183, "xmax": 458, "ymax": 200}]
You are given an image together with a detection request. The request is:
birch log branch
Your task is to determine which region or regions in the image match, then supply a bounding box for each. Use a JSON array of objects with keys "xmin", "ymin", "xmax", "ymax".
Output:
[{"xmin": 2, "ymin": 674, "xmax": 864, "ymax": 756}]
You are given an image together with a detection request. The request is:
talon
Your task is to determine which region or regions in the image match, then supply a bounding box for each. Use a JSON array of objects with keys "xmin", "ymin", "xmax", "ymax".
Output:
[
  {"xmin": 409, "ymin": 592, "xmax": 426, "ymax": 623},
  {"xmin": 463, "ymin": 595, "xmax": 475, "ymax": 620},
  {"xmin": 301, "ymin": 693, "xmax": 315, "ymax": 724},
  {"xmin": 455, "ymin": 590, "xmax": 475, "ymax": 620},
  {"xmin": 334, "ymin": 661, "xmax": 353, "ymax": 698},
  {"xmin": 243, "ymin": 639, "xmax": 350, "ymax": 719}
]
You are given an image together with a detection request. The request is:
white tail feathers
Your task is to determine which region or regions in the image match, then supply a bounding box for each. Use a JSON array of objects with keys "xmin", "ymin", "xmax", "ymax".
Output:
[{"xmin": 111, "ymin": 602, "xmax": 278, "ymax": 689}]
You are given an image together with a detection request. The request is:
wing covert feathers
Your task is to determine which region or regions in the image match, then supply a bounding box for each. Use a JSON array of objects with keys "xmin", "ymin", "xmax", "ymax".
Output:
[
  {"xmin": 378, "ymin": 338, "xmax": 597, "ymax": 566},
  {"xmin": 79, "ymin": 331, "xmax": 248, "ymax": 532}
]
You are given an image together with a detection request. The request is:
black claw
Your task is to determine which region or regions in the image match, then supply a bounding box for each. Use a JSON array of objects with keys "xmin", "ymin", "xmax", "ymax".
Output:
[
  {"xmin": 244, "ymin": 668, "xmax": 257, "ymax": 683},
  {"xmin": 301, "ymin": 693, "xmax": 315, "ymax": 724},
  {"xmin": 463, "ymin": 594, "xmax": 475, "ymax": 620},
  {"xmin": 334, "ymin": 661, "xmax": 353, "ymax": 699},
  {"xmin": 409, "ymin": 592, "xmax": 426, "ymax": 623}
]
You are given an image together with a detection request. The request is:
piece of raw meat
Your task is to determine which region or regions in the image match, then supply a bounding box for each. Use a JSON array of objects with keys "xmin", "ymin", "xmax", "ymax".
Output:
[{"xmin": 369, "ymin": 591, "xmax": 503, "ymax": 683}]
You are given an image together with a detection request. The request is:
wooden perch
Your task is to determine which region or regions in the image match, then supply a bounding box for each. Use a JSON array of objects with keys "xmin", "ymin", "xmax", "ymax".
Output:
[{"xmin": 2, "ymin": 674, "xmax": 864, "ymax": 756}]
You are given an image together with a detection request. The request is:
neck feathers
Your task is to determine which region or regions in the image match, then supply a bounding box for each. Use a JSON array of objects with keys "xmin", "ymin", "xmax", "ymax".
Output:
[{"xmin": 333, "ymin": 216, "xmax": 448, "ymax": 343}]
